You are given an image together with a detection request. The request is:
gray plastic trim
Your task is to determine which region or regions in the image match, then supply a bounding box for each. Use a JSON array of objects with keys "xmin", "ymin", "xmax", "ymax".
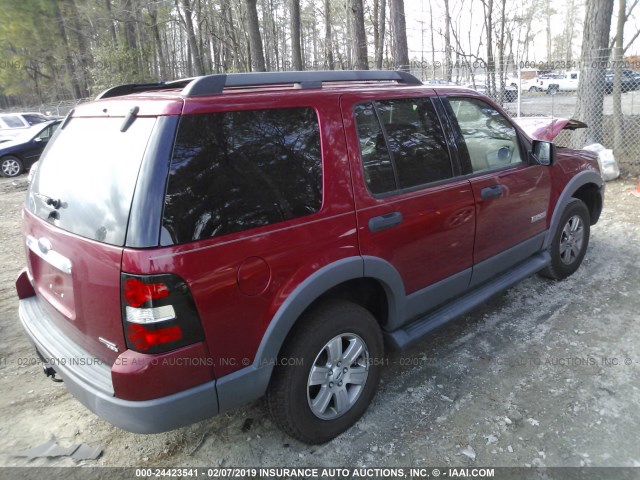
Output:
[
  {"xmin": 470, "ymin": 231, "xmax": 546, "ymax": 289},
  {"xmin": 542, "ymin": 170, "xmax": 603, "ymax": 250},
  {"xmin": 386, "ymin": 251, "xmax": 551, "ymax": 350},
  {"xmin": 404, "ymin": 268, "xmax": 472, "ymax": 325},
  {"xmin": 215, "ymin": 257, "xmax": 367, "ymax": 410},
  {"xmin": 19, "ymin": 297, "xmax": 218, "ymax": 433}
]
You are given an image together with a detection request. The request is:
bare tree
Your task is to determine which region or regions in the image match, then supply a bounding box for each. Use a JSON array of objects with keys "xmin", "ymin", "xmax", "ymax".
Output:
[
  {"xmin": 245, "ymin": 0, "xmax": 266, "ymax": 71},
  {"xmin": 389, "ymin": 0, "xmax": 409, "ymax": 71},
  {"xmin": 373, "ymin": 0, "xmax": 386, "ymax": 70},
  {"xmin": 324, "ymin": 0, "xmax": 334, "ymax": 70},
  {"xmin": 574, "ymin": 0, "xmax": 614, "ymax": 146},
  {"xmin": 443, "ymin": 0, "xmax": 453, "ymax": 81},
  {"xmin": 351, "ymin": 0, "xmax": 368, "ymax": 69},
  {"xmin": 290, "ymin": 0, "xmax": 303, "ymax": 70}
]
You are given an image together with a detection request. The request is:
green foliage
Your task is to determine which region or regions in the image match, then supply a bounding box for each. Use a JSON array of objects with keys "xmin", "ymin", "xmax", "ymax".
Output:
[{"xmin": 89, "ymin": 45, "xmax": 154, "ymax": 95}]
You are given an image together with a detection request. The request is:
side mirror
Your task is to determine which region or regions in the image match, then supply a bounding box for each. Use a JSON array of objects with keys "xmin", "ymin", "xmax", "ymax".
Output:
[
  {"xmin": 532, "ymin": 140, "xmax": 555, "ymax": 166},
  {"xmin": 34, "ymin": 137, "xmax": 44, "ymax": 143}
]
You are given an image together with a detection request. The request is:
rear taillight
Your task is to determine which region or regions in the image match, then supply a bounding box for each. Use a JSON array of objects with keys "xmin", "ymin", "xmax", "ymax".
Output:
[{"xmin": 121, "ymin": 273, "xmax": 204, "ymax": 354}]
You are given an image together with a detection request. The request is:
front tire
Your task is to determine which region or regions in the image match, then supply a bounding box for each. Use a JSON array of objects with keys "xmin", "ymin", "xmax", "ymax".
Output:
[
  {"xmin": 266, "ymin": 300, "xmax": 384, "ymax": 444},
  {"xmin": 0, "ymin": 156, "xmax": 23, "ymax": 177},
  {"xmin": 540, "ymin": 199, "xmax": 590, "ymax": 280}
]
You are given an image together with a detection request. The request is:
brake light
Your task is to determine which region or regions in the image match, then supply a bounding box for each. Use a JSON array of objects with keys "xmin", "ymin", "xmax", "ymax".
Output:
[
  {"xmin": 127, "ymin": 324, "xmax": 183, "ymax": 352},
  {"xmin": 121, "ymin": 273, "xmax": 204, "ymax": 354},
  {"xmin": 123, "ymin": 278, "xmax": 169, "ymax": 307}
]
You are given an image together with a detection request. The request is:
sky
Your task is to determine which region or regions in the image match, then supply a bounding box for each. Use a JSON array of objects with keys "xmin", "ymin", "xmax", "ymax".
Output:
[{"xmin": 402, "ymin": 0, "xmax": 640, "ymax": 62}]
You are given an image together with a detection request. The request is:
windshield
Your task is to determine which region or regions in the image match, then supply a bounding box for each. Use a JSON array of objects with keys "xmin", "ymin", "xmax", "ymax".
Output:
[{"xmin": 27, "ymin": 116, "xmax": 157, "ymax": 246}]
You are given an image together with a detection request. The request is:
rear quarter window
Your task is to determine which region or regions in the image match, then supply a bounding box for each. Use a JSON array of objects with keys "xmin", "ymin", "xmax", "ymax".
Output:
[{"xmin": 162, "ymin": 107, "xmax": 322, "ymax": 245}]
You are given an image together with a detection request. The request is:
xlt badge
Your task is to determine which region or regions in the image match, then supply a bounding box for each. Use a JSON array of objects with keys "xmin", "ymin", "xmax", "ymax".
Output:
[{"xmin": 531, "ymin": 211, "xmax": 547, "ymax": 223}]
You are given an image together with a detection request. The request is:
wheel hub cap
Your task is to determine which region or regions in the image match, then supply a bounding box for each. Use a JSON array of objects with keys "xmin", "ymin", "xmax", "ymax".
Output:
[
  {"xmin": 307, "ymin": 333, "xmax": 370, "ymax": 420},
  {"xmin": 559, "ymin": 214, "xmax": 584, "ymax": 265}
]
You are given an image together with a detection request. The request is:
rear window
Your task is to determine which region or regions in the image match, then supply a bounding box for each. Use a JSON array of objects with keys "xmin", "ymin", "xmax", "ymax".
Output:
[
  {"xmin": 27, "ymin": 117, "xmax": 157, "ymax": 246},
  {"xmin": 1, "ymin": 115, "xmax": 25, "ymax": 128},
  {"xmin": 161, "ymin": 107, "xmax": 322, "ymax": 245}
]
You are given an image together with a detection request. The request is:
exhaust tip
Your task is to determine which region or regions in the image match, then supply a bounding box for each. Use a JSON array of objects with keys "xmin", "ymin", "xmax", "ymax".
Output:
[{"xmin": 43, "ymin": 364, "xmax": 63, "ymax": 383}]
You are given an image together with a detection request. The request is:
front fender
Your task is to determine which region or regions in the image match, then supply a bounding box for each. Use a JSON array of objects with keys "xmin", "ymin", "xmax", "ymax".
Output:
[{"xmin": 543, "ymin": 170, "xmax": 603, "ymax": 249}]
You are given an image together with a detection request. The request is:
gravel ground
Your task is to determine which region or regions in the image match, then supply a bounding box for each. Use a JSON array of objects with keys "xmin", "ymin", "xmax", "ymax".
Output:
[{"xmin": 0, "ymin": 172, "xmax": 639, "ymax": 470}]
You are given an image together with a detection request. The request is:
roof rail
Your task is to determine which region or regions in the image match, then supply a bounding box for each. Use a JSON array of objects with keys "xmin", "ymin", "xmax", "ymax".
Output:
[{"xmin": 96, "ymin": 70, "xmax": 422, "ymax": 100}]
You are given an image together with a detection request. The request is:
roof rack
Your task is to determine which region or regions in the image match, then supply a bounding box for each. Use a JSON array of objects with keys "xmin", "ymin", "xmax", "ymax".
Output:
[{"xmin": 95, "ymin": 70, "xmax": 422, "ymax": 100}]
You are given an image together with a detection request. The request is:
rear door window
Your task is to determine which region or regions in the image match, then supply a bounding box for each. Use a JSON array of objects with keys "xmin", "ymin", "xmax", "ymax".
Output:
[
  {"xmin": 27, "ymin": 117, "xmax": 157, "ymax": 246},
  {"xmin": 162, "ymin": 107, "xmax": 322, "ymax": 245},
  {"xmin": 354, "ymin": 98, "xmax": 453, "ymax": 195}
]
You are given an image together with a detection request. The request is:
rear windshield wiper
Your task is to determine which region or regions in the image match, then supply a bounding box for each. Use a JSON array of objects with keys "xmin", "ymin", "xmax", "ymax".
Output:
[
  {"xmin": 34, "ymin": 193, "xmax": 66, "ymax": 210},
  {"xmin": 120, "ymin": 106, "xmax": 139, "ymax": 132}
]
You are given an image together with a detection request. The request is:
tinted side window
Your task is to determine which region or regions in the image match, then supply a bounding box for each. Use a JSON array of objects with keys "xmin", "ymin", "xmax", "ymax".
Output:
[
  {"xmin": 162, "ymin": 108, "xmax": 322, "ymax": 245},
  {"xmin": 448, "ymin": 98, "xmax": 523, "ymax": 173},
  {"xmin": 354, "ymin": 103, "xmax": 396, "ymax": 194},
  {"xmin": 354, "ymin": 98, "xmax": 453, "ymax": 195}
]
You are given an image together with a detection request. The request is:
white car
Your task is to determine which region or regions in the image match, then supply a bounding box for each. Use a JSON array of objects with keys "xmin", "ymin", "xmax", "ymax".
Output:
[{"xmin": 0, "ymin": 112, "xmax": 53, "ymax": 141}]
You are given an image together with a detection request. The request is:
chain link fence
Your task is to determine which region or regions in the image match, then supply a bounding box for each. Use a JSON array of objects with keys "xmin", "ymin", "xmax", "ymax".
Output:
[
  {"xmin": 409, "ymin": 55, "xmax": 640, "ymax": 177},
  {"xmin": 2, "ymin": 60, "xmax": 639, "ymax": 177}
]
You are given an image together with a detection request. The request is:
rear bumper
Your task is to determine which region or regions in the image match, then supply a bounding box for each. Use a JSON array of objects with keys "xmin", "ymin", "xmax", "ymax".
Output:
[{"xmin": 18, "ymin": 295, "xmax": 219, "ymax": 433}]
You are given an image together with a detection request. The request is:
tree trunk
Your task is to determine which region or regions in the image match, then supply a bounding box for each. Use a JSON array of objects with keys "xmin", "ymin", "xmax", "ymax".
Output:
[
  {"xmin": 573, "ymin": 0, "xmax": 614, "ymax": 147},
  {"xmin": 245, "ymin": 0, "xmax": 266, "ymax": 71},
  {"xmin": 482, "ymin": 0, "xmax": 496, "ymax": 97},
  {"xmin": 51, "ymin": 1, "xmax": 81, "ymax": 99},
  {"xmin": 291, "ymin": 0, "xmax": 304, "ymax": 70},
  {"xmin": 104, "ymin": 0, "xmax": 118, "ymax": 46},
  {"xmin": 65, "ymin": 0, "xmax": 91, "ymax": 96},
  {"xmin": 546, "ymin": 0, "xmax": 552, "ymax": 60},
  {"xmin": 148, "ymin": 4, "xmax": 168, "ymax": 79},
  {"xmin": 389, "ymin": 0, "xmax": 409, "ymax": 71},
  {"xmin": 613, "ymin": 0, "xmax": 625, "ymax": 152},
  {"xmin": 374, "ymin": 0, "xmax": 386, "ymax": 70},
  {"xmin": 350, "ymin": 0, "xmax": 368, "ymax": 70},
  {"xmin": 497, "ymin": 0, "xmax": 506, "ymax": 104},
  {"xmin": 443, "ymin": 0, "xmax": 452, "ymax": 81},
  {"xmin": 324, "ymin": 0, "xmax": 334, "ymax": 70},
  {"xmin": 179, "ymin": 0, "xmax": 204, "ymax": 75}
]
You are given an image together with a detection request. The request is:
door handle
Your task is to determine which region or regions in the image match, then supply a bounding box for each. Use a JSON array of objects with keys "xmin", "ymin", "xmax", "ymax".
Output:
[
  {"xmin": 480, "ymin": 184, "xmax": 504, "ymax": 200},
  {"xmin": 368, "ymin": 211, "xmax": 403, "ymax": 232}
]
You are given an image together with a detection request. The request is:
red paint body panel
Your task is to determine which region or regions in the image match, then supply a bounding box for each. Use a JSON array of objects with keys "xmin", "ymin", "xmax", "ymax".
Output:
[
  {"xmin": 111, "ymin": 342, "xmax": 213, "ymax": 400},
  {"xmin": 121, "ymin": 93, "xmax": 358, "ymax": 378},
  {"xmin": 340, "ymin": 91, "xmax": 475, "ymax": 294},
  {"xmin": 74, "ymin": 94, "xmax": 184, "ymax": 117},
  {"xmin": 22, "ymin": 208, "xmax": 125, "ymax": 364},
  {"xmin": 469, "ymin": 164, "xmax": 551, "ymax": 263}
]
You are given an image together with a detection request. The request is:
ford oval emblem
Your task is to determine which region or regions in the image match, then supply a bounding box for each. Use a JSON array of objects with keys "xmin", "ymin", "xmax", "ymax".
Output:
[{"xmin": 38, "ymin": 238, "xmax": 52, "ymax": 255}]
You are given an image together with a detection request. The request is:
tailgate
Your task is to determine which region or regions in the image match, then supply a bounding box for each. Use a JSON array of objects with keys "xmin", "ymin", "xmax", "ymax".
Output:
[
  {"xmin": 24, "ymin": 209, "xmax": 125, "ymax": 364},
  {"xmin": 22, "ymin": 114, "xmax": 161, "ymax": 364}
]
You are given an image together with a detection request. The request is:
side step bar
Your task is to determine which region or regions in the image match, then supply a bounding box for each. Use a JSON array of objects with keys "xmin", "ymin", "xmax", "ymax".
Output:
[{"xmin": 385, "ymin": 251, "xmax": 551, "ymax": 350}]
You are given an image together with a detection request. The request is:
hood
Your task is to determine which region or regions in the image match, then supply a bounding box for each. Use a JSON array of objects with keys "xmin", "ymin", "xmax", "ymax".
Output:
[{"xmin": 513, "ymin": 117, "xmax": 587, "ymax": 141}]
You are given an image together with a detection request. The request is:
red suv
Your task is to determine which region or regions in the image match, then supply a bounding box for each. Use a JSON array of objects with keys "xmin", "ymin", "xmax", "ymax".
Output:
[{"xmin": 16, "ymin": 71, "xmax": 603, "ymax": 444}]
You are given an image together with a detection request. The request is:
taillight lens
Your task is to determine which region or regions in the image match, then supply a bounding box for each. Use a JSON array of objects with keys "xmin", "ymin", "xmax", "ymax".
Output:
[
  {"xmin": 121, "ymin": 273, "xmax": 204, "ymax": 354},
  {"xmin": 123, "ymin": 278, "xmax": 169, "ymax": 307}
]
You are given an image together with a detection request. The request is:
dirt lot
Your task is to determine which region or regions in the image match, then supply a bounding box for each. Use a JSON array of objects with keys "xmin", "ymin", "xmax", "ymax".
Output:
[{"xmin": 0, "ymin": 170, "xmax": 639, "ymax": 470}]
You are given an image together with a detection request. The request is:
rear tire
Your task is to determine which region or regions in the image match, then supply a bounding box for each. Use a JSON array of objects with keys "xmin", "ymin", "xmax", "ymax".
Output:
[
  {"xmin": 540, "ymin": 199, "xmax": 590, "ymax": 280},
  {"xmin": 0, "ymin": 156, "xmax": 23, "ymax": 177},
  {"xmin": 266, "ymin": 300, "xmax": 384, "ymax": 444}
]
